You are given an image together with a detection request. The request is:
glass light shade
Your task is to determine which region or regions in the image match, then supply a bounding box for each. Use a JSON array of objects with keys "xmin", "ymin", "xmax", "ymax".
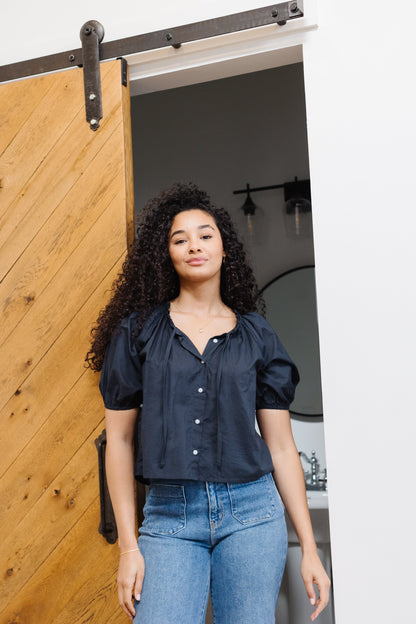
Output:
[
  {"xmin": 240, "ymin": 187, "xmax": 266, "ymax": 247},
  {"xmin": 284, "ymin": 198, "xmax": 312, "ymax": 239}
]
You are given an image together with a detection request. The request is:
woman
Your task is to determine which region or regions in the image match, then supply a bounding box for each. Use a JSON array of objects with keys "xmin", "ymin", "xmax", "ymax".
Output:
[{"xmin": 87, "ymin": 182, "xmax": 330, "ymax": 623}]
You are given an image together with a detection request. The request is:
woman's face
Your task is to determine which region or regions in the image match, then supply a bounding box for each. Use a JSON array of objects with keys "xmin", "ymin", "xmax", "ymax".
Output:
[{"xmin": 168, "ymin": 209, "xmax": 225, "ymax": 285}]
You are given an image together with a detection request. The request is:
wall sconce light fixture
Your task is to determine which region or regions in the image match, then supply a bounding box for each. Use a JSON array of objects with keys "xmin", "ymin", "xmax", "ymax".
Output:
[
  {"xmin": 240, "ymin": 183, "xmax": 257, "ymax": 237},
  {"xmin": 233, "ymin": 177, "xmax": 312, "ymax": 239}
]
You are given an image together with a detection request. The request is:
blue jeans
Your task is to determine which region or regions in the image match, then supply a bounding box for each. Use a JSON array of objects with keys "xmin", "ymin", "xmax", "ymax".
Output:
[{"xmin": 134, "ymin": 473, "xmax": 287, "ymax": 624}]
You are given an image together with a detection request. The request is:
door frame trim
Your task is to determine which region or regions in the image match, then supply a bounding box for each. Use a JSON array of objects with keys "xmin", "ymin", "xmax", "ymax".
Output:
[{"xmin": 127, "ymin": 1, "xmax": 317, "ymax": 95}]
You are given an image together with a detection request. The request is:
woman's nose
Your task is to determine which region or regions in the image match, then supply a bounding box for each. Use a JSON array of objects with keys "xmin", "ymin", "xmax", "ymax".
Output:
[{"xmin": 189, "ymin": 242, "xmax": 201, "ymax": 253}]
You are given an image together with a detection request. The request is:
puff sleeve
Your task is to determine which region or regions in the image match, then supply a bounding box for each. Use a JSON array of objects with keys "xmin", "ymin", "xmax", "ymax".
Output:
[
  {"xmin": 99, "ymin": 313, "xmax": 142, "ymax": 410},
  {"xmin": 256, "ymin": 318, "xmax": 299, "ymax": 410}
]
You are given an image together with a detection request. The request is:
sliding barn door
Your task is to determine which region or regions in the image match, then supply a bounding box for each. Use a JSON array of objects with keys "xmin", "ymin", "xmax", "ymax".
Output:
[{"xmin": 0, "ymin": 59, "xmax": 133, "ymax": 623}]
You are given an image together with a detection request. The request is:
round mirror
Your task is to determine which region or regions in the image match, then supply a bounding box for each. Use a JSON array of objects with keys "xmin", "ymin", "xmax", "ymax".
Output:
[{"xmin": 262, "ymin": 266, "xmax": 323, "ymax": 417}]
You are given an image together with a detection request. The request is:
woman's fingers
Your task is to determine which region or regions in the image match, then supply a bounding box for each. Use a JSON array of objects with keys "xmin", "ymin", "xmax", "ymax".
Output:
[
  {"xmin": 117, "ymin": 550, "xmax": 145, "ymax": 619},
  {"xmin": 309, "ymin": 572, "xmax": 331, "ymax": 621},
  {"xmin": 311, "ymin": 593, "xmax": 328, "ymax": 621},
  {"xmin": 304, "ymin": 577, "xmax": 316, "ymax": 606},
  {"xmin": 117, "ymin": 580, "xmax": 134, "ymax": 619},
  {"xmin": 301, "ymin": 551, "xmax": 331, "ymax": 621},
  {"xmin": 134, "ymin": 552, "xmax": 145, "ymax": 601},
  {"xmin": 117, "ymin": 574, "xmax": 136, "ymax": 619},
  {"xmin": 134, "ymin": 578, "xmax": 142, "ymax": 602}
]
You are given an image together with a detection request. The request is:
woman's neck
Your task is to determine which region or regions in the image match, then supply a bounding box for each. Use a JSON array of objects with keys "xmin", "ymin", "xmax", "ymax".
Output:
[
  {"xmin": 170, "ymin": 281, "xmax": 236, "ymax": 353},
  {"xmin": 173, "ymin": 281, "xmax": 226, "ymax": 316}
]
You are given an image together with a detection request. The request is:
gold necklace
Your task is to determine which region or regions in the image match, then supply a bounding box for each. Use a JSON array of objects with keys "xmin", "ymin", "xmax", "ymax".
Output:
[{"xmin": 171, "ymin": 304, "xmax": 217, "ymax": 333}]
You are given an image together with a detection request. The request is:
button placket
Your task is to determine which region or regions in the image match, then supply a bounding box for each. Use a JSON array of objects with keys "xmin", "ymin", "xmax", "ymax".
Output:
[{"xmin": 191, "ymin": 358, "xmax": 207, "ymax": 464}]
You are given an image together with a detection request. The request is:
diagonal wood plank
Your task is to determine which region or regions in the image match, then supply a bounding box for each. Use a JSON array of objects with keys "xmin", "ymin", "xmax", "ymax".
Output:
[
  {"xmin": 1, "ymin": 497, "xmax": 122, "ymax": 623},
  {"xmin": 0, "ymin": 58, "xmax": 134, "ymax": 622},
  {"xmin": 0, "ymin": 61, "xmax": 113, "ymax": 225},
  {"xmin": 0, "ymin": 127, "xmax": 124, "ymax": 343},
  {"xmin": 1, "ymin": 422, "xmax": 106, "ymax": 609},
  {"xmin": 0, "ymin": 189, "xmax": 127, "ymax": 409},
  {"xmin": 0, "ymin": 61, "xmax": 120, "ymax": 271},
  {"xmin": 0, "ymin": 71, "xmax": 84, "ymax": 217},
  {"xmin": 0, "ymin": 73, "xmax": 55, "ymax": 156},
  {"xmin": 0, "ymin": 258, "xmax": 122, "ymax": 478},
  {"xmin": 0, "ymin": 370, "xmax": 102, "ymax": 534},
  {"xmin": 53, "ymin": 566, "xmax": 123, "ymax": 624}
]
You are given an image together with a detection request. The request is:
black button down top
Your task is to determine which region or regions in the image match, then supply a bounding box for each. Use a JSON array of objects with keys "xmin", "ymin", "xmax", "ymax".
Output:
[{"xmin": 99, "ymin": 302, "xmax": 299, "ymax": 484}]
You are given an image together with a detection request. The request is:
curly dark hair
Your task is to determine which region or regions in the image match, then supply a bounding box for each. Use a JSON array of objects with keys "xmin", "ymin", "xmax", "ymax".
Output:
[{"xmin": 86, "ymin": 182, "xmax": 264, "ymax": 371}]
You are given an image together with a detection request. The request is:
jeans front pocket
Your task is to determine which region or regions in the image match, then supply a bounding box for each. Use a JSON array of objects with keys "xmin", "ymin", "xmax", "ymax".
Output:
[
  {"xmin": 142, "ymin": 484, "xmax": 186, "ymax": 536},
  {"xmin": 227, "ymin": 473, "xmax": 283, "ymax": 525}
]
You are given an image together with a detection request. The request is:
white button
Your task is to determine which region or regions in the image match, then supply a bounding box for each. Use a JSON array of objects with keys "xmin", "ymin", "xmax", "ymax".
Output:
[
  {"xmin": 200, "ymin": 360, "xmax": 205, "ymax": 364},
  {"xmin": 213, "ymin": 338, "xmax": 218, "ymax": 343},
  {"xmin": 193, "ymin": 449, "xmax": 199, "ymax": 455},
  {"xmin": 194, "ymin": 419, "xmax": 201, "ymax": 425},
  {"xmin": 198, "ymin": 387, "xmax": 204, "ymax": 393}
]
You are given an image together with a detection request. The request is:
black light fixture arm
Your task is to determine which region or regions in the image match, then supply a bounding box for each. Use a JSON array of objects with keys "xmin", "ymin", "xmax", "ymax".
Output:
[
  {"xmin": 233, "ymin": 182, "xmax": 286, "ymax": 196},
  {"xmin": 233, "ymin": 177, "xmax": 310, "ymax": 198},
  {"xmin": 234, "ymin": 177, "xmax": 312, "ymax": 219}
]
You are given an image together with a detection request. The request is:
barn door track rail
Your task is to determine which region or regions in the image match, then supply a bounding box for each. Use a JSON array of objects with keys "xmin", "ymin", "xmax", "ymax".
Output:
[{"xmin": 0, "ymin": 2, "xmax": 304, "ymax": 85}]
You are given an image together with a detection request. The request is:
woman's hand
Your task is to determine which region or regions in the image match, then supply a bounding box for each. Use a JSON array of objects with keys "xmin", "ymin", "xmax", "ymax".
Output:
[
  {"xmin": 300, "ymin": 549, "xmax": 331, "ymax": 621},
  {"xmin": 105, "ymin": 408, "xmax": 142, "ymax": 618},
  {"xmin": 117, "ymin": 549, "xmax": 145, "ymax": 620},
  {"xmin": 256, "ymin": 410, "xmax": 331, "ymax": 621}
]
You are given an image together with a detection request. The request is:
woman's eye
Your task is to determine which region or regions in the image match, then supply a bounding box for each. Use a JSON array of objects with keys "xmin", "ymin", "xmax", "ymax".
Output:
[
  {"xmin": 201, "ymin": 234, "xmax": 212, "ymax": 240},
  {"xmin": 173, "ymin": 239, "xmax": 186, "ymax": 245}
]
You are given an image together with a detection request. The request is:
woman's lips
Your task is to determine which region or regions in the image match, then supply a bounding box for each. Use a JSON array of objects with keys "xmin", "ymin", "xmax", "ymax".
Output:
[{"xmin": 186, "ymin": 257, "xmax": 207, "ymax": 266}]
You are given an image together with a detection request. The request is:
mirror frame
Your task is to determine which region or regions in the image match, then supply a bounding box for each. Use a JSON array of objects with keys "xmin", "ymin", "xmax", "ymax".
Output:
[{"xmin": 262, "ymin": 264, "xmax": 323, "ymax": 418}]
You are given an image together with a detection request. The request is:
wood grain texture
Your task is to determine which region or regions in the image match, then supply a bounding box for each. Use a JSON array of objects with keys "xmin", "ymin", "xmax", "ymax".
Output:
[
  {"xmin": 2, "ymin": 497, "xmax": 123, "ymax": 623},
  {"xmin": 0, "ymin": 74, "xmax": 54, "ymax": 156},
  {"xmin": 0, "ymin": 259, "xmax": 122, "ymax": 478},
  {"xmin": 0, "ymin": 191, "xmax": 127, "ymax": 406},
  {"xmin": 0, "ymin": 133, "xmax": 124, "ymax": 343},
  {"xmin": 0, "ymin": 62, "xmax": 120, "ymax": 281},
  {"xmin": 0, "ymin": 59, "xmax": 134, "ymax": 623}
]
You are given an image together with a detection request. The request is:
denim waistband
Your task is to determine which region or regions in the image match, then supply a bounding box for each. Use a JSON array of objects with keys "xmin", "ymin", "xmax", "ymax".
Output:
[{"xmin": 147, "ymin": 473, "xmax": 273, "ymax": 487}]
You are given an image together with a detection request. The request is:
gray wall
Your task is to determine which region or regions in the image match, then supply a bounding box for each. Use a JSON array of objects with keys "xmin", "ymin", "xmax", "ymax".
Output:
[{"xmin": 131, "ymin": 62, "xmax": 314, "ymax": 289}]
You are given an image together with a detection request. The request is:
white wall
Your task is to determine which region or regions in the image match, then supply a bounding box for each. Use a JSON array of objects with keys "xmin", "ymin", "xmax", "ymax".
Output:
[
  {"xmin": 1, "ymin": 0, "xmax": 272, "ymax": 66},
  {"xmin": 2, "ymin": 1, "xmax": 416, "ymax": 622},
  {"xmin": 302, "ymin": 2, "xmax": 416, "ymax": 622}
]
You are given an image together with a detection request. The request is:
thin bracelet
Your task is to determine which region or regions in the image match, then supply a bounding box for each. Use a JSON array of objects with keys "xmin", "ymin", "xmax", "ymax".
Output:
[{"xmin": 120, "ymin": 547, "xmax": 139, "ymax": 556}]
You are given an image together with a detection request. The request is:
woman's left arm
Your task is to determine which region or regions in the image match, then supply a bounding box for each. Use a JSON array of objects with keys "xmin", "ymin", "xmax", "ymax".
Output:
[{"xmin": 257, "ymin": 408, "xmax": 331, "ymax": 622}]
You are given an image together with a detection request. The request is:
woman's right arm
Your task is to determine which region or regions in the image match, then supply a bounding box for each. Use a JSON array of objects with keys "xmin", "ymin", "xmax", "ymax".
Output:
[{"xmin": 105, "ymin": 407, "xmax": 145, "ymax": 620}]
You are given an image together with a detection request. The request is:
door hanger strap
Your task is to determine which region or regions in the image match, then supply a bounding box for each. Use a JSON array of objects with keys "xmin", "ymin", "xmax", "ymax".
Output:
[{"xmin": 80, "ymin": 20, "xmax": 105, "ymax": 131}]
